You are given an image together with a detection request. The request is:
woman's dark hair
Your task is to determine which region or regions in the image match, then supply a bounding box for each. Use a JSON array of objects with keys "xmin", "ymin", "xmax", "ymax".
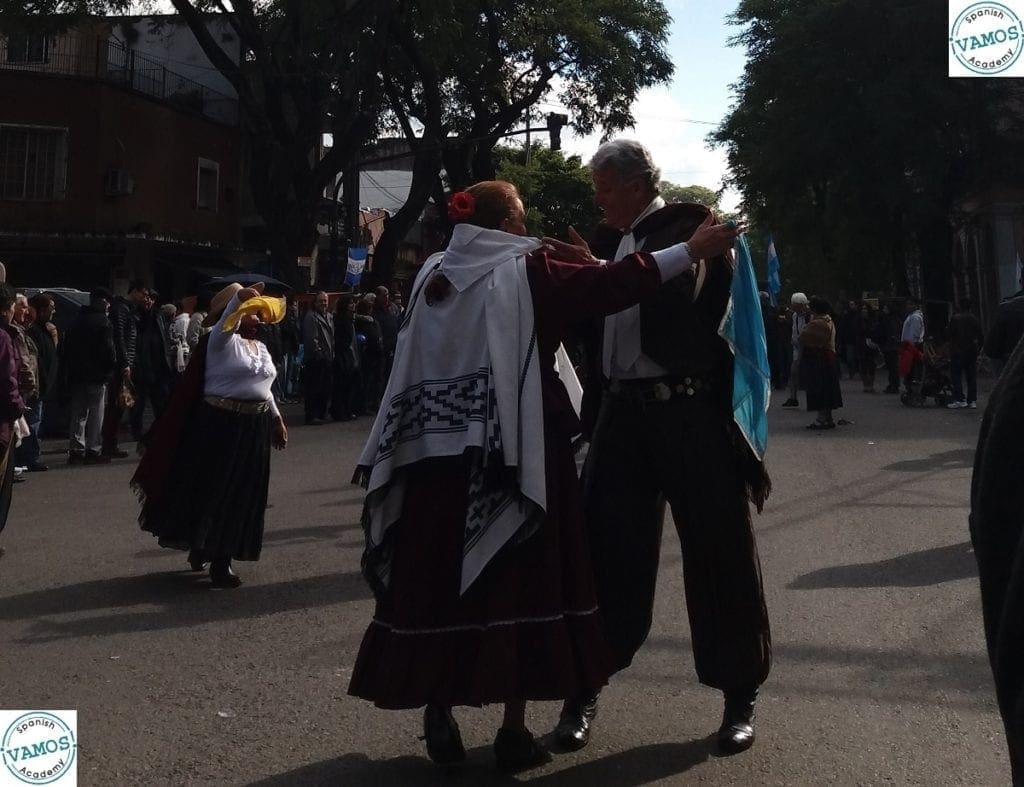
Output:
[
  {"xmin": 28, "ymin": 292, "xmax": 54, "ymax": 312},
  {"xmin": 335, "ymin": 293, "xmax": 354, "ymax": 317},
  {"xmin": 809, "ymin": 296, "xmax": 831, "ymax": 316},
  {"xmin": 0, "ymin": 284, "xmax": 16, "ymax": 314}
]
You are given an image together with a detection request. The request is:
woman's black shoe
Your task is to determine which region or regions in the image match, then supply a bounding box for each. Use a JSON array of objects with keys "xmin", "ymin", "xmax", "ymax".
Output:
[
  {"xmin": 187, "ymin": 549, "xmax": 208, "ymax": 572},
  {"xmin": 493, "ymin": 727, "xmax": 551, "ymax": 773},
  {"xmin": 422, "ymin": 704, "xmax": 466, "ymax": 765},
  {"xmin": 210, "ymin": 559, "xmax": 242, "ymax": 588}
]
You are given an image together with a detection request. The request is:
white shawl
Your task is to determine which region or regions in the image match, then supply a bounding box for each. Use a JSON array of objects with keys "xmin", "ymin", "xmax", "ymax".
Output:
[{"xmin": 356, "ymin": 224, "xmax": 547, "ymax": 595}]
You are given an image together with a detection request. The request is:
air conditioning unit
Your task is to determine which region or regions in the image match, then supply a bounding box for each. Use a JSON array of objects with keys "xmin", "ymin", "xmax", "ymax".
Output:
[{"xmin": 105, "ymin": 168, "xmax": 135, "ymax": 196}]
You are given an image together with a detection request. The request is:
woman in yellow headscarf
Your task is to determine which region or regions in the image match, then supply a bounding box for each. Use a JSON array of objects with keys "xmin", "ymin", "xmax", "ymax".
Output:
[{"xmin": 133, "ymin": 283, "xmax": 288, "ymax": 588}]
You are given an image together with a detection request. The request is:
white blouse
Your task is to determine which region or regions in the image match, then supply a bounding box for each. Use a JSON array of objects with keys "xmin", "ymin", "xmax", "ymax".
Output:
[{"xmin": 203, "ymin": 293, "xmax": 280, "ymax": 417}]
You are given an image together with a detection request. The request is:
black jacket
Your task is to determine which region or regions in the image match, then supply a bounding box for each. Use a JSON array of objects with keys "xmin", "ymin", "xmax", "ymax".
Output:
[
  {"xmin": 970, "ymin": 336, "xmax": 1024, "ymax": 782},
  {"xmin": 60, "ymin": 306, "xmax": 116, "ymax": 388},
  {"xmin": 27, "ymin": 320, "xmax": 58, "ymax": 399},
  {"xmin": 985, "ymin": 295, "xmax": 1024, "ymax": 362},
  {"xmin": 109, "ymin": 296, "xmax": 138, "ymax": 371}
]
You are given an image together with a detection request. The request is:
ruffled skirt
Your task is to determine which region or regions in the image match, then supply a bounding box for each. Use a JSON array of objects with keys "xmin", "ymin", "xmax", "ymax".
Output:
[
  {"xmin": 348, "ymin": 442, "xmax": 611, "ymax": 709},
  {"xmin": 139, "ymin": 401, "xmax": 271, "ymax": 561}
]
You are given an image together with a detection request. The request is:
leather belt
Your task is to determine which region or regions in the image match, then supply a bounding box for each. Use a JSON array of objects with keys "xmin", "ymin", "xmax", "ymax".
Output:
[
  {"xmin": 608, "ymin": 375, "xmax": 714, "ymax": 405},
  {"xmin": 203, "ymin": 395, "xmax": 271, "ymax": 415}
]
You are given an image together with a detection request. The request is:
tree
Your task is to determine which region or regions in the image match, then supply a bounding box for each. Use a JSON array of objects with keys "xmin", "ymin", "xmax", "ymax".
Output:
[
  {"xmin": 372, "ymin": 0, "xmax": 674, "ymax": 283},
  {"xmin": 493, "ymin": 144, "xmax": 599, "ymax": 237},
  {"xmin": 6, "ymin": 0, "xmax": 399, "ymax": 289},
  {"xmin": 712, "ymin": 0, "xmax": 1024, "ymax": 298},
  {"xmin": 659, "ymin": 182, "xmax": 720, "ymax": 209}
]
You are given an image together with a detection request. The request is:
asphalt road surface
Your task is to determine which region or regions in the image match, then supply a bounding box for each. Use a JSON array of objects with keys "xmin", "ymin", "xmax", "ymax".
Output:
[{"xmin": 0, "ymin": 378, "xmax": 1009, "ymax": 785}]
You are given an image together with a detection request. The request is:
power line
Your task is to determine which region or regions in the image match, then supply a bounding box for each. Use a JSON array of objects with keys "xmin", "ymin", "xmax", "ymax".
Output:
[{"xmin": 362, "ymin": 170, "xmax": 410, "ymax": 205}]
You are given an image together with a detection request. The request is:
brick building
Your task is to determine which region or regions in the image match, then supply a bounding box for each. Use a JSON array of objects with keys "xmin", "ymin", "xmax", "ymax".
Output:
[{"xmin": 0, "ymin": 17, "xmax": 242, "ymax": 298}]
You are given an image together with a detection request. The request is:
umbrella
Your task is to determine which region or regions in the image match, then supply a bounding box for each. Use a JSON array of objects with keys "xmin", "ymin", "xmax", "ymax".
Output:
[{"xmin": 202, "ymin": 273, "xmax": 292, "ymax": 295}]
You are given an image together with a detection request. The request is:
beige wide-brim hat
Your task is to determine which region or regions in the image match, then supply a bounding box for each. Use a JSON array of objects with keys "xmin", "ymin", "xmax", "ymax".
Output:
[{"xmin": 202, "ymin": 281, "xmax": 264, "ymax": 327}]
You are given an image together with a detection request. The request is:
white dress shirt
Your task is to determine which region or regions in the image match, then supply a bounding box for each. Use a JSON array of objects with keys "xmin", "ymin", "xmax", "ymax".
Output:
[{"xmin": 602, "ymin": 196, "xmax": 680, "ymax": 380}]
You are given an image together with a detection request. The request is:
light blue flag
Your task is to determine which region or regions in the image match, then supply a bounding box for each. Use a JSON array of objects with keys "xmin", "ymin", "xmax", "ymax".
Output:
[
  {"xmin": 345, "ymin": 247, "xmax": 368, "ymax": 287},
  {"xmin": 718, "ymin": 235, "xmax": 771, "ymax": 461},
  {"xmin": 766, "ymin": 235, "xmax": 781, "ymax": 307}
]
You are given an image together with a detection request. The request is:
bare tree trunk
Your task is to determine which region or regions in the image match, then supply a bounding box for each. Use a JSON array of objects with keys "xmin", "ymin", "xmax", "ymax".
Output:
[{"xmin": 371, "ymin": 153, "xmax": 444, "ymax": 285}]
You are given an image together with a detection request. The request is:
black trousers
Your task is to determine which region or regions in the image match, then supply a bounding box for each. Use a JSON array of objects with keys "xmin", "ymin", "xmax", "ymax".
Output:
[
  {"xmin": 583, "ymin": 390, "xmax": 772, "ymax": 693},
  {"xmin": 950, "ymin": 353, "xmax": 978, "ymax": 403},
  {"xmin": 303, "ymin": 359, "xmax": 333, "ymax": 422}
]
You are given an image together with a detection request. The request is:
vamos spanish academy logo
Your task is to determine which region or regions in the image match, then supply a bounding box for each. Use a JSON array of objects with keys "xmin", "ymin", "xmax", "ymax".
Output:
[
  {"xmin": 949, "ymin": 1, "xmax": 1024, "ymax": 75},
  {"xmin": 0, "ymin": 712, "xmax": 77, "ymax": 786}
]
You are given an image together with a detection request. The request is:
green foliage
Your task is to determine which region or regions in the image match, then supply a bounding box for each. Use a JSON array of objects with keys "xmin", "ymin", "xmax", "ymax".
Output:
[
  {"xmin": 494, "ymin": 144, "xmax": 599, "ymax": 237},
  {"xmin": 5, "ymin": 0, "xmax": 675, "ymax": 284},
  {"xmin": 659, "ymin": 182, "xmax": 720, "ymax": 209},
  {"xmin": 712, "ymin": 0, "xmax": 1024, "ymax": 298},
  {"xmin": 373, "ymin": 0, "xmax": 674, "ymax": 279}
]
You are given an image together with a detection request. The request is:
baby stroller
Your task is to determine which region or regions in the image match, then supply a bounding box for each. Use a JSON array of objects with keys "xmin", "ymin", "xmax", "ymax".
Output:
[{"xmin": 901, "ymin": 341, "xmax": 954, "ymax": 407}]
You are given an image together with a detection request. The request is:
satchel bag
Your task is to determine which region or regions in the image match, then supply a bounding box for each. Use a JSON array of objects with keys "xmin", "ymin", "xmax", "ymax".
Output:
[{"xmin": 119, "ymin": 380, "xmax": 136, "ymax": 410}]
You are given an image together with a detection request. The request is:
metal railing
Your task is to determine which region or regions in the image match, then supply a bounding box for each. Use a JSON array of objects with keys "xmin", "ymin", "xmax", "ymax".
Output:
[
  {"xmin": 0, "ymin": 33, "xmax": 239, "ymax": 126},
  {"xmin": 105, "ymin": 39, "xmax": 239, "ymax": 125}
]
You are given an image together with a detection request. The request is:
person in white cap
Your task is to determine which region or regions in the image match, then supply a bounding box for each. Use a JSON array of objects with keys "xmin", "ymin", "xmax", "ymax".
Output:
[{"xmin": 782, "ymin": 292, "xmax": 809, "ymax": 407}]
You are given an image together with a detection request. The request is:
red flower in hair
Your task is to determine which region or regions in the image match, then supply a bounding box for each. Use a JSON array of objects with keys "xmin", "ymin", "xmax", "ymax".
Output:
[{"xmin": 447, "ymin": 191, "xmax": 476, "ymax": 221}]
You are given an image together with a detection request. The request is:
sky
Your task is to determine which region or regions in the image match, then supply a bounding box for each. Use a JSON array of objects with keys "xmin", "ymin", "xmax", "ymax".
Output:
[
  {"xmin": 556, "ymin": 0, "xmax": 748, "ymax": 211},
  {"xmin": 143, "ymin": 0, "xmax": 748, "ymax": 208}
]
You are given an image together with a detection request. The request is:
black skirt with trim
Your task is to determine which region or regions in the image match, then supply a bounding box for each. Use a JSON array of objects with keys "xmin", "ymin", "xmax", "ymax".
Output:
[{"xmin": 139, "ymin": 401, "xmax": 272, "ymax": 561}]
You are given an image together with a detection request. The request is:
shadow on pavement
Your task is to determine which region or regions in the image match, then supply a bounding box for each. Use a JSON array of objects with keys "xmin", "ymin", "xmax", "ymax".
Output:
[
  {"xmin": 788, "ymin": 541, "xmax": 977, "ymax": 589},
  {"xmin": 132, "ymin": 522, "xmax": 362, "ymax": 558},
  {"xmin": 247, "ymin": 739, "xmax": 711, "ymax": 786},
  {"xmin": 882, "ymin": 448, "xmax": 975, "ymax": 472},
  {"xmin": 641, "ymin": 634, "xmax": 994, "ymax": 707},
  {"xmin": 1, "ymin": 569, "xmax": 372, "ymax": 642}
]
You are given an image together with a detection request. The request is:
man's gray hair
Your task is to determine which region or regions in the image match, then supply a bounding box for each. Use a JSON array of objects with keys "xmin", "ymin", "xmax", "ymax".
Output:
[{"xmin": 589, "ymin": 139, "xmax": 661, "ymax": 192}]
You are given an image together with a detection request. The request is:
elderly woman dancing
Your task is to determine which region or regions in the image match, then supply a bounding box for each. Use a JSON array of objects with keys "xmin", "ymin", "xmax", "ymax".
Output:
[
  {"xmin": 132, "ymin": 283, "xmax": 288, "ymax": 588},
  {"xmin": 348, "ymin": 180, "xmax": 739, "ymax": 772}
]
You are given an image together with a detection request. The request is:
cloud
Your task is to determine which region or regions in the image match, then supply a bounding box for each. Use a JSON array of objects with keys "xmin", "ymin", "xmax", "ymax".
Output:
[{"xmin": 560, "ymin": 86, "xmax": 741, "ymax": 212}]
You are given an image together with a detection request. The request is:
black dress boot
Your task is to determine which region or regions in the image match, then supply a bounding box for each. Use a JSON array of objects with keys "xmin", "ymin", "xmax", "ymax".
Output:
[
  {"xmin": 422, "ymin": 704, "xmax": 466, "ymax": 765},
  {"xmin": 553, "ymin": 692, "xmax": 599, "ymax": 751},
  {"xmin": 209, "ymin": 558, "xmax": 242, "ymax": 588},
  {"xmin": 188, "ymin": 549, "xmax": 208, "ymax": 572},
  {"xmin": 493, "ymin": 727, "xmax": 551, "ymax": 773},
  {"xmin": 717, "ymin": 688, "xmax": 758, "ymax": 755}
]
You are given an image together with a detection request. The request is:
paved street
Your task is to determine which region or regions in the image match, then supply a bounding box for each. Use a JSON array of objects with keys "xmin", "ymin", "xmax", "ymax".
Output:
[{"xmin": 0, "ymin": 378, "xmax": 1010, "ymax": 785}]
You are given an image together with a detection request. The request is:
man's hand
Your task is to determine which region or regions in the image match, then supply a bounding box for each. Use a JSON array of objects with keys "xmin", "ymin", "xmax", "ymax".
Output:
[
  {"xmin": 542, "ymin": 226, "xmax": 601, "ymax": 266},
  {"xmin": 122, "ymin": 367, "xmax": 132, "ymax": 380},
  {"xmin": 686, "ymin": 213, "xmax": 744, "ymax": 261},
  {"xmin": 272, "ymin": 417, "xmax": 288, "ymax": 450}
]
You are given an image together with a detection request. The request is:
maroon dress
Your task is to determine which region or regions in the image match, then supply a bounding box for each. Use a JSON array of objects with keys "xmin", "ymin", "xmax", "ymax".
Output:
[{"xmin": 348, "ymin": 250, "xmax": 666, "ymax": 709}]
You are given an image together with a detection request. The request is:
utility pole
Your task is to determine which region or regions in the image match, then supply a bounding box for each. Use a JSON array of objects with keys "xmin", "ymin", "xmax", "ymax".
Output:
[{"xmin": 524, "ymin": 108, "xmax": 532, "ymax": 167}]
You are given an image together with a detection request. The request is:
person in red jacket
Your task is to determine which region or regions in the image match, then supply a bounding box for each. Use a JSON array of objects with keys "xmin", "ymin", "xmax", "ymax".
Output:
[{"xmin": 0, "ymin": 284, "xmax": 28, "ymax": 556}]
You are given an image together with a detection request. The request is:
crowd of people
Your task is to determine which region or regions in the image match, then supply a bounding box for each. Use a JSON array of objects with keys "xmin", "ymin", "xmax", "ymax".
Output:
[
  {"xmin": 0, "ymin": 280, "xmax": 407, "ymax": 467},
  {"xmin": 759, "ymin": 288, "xmax": 1015, "ymax": 431},
  {"xmin": 2, "ymin": 133, "xmax": 1024, "ymax": 778}
]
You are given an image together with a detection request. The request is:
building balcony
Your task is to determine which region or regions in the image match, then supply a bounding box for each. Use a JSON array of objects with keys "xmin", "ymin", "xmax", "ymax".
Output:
[{"xmin": 0, "ymin": 31, "xmax": 238, "ymax": 126}]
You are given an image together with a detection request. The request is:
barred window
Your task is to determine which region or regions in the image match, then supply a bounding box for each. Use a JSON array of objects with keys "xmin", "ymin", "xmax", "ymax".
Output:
[
  {"xmin": 6, "ymin": 35, "xmax": 49, "ymax": 64},
  {"xmin": 196, "ymin": 157, "xmax": 219, "ymax": 211},
  {"xmin": 0, "ymin": 125, "xmax": 68, "ymax": 201}
]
